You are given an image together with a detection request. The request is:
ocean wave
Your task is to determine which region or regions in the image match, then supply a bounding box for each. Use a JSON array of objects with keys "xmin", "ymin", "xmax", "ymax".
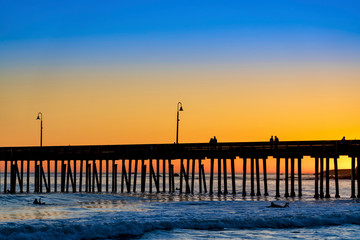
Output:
[{"xmin": 1, "ymin": 199, "xmax": 360, "ymax": 240}]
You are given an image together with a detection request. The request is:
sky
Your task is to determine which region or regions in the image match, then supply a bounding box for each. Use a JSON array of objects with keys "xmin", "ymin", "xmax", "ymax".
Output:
[{"xmin": 1, "ymin": 0, "xmax": 360, "ymax": 172}]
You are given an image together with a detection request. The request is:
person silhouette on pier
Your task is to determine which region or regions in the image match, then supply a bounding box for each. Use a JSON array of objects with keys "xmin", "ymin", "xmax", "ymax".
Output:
[
  {"xmin": 213, "ymin": 136, "xmax": 217, "ymax": 145},
  {"xmin": 274, "ymin": 136, "xmax": 279, "ymax": 150},
  {"xmin": 270, "ymin": 136, "xmax": 274, "ymax": 149}
]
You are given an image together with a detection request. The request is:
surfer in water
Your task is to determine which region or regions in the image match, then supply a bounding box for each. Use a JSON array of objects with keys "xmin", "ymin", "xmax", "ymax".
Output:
[{"xmin": 267, "ymin": 202, "xmax": 289, "ymax": 208}]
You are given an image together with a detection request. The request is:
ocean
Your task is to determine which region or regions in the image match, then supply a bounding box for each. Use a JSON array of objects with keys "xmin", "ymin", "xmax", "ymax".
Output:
[{"xmin": 0, "ymin": 173, "xmax": 360, "ymax": 239}]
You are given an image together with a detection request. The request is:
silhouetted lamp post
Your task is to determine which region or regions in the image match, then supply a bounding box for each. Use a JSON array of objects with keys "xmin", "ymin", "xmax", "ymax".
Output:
[
  {"xmin": 36, "ymin": 112, "xmax": 43, "ymax": 147},
  {"xmin": 176, "ymin": 102, "xmax": 184, "ymax": 144}
]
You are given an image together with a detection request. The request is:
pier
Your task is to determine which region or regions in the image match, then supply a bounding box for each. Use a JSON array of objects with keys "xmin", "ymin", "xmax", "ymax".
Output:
[{"xmin": 0, "ymin": 140, "xmax": 359, "ymax": 198}]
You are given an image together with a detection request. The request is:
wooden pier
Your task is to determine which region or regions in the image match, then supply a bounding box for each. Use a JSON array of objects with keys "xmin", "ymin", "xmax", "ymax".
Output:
[{"xmin": 0, "ymin": 140, "xmax": 359, "ymax": 198}]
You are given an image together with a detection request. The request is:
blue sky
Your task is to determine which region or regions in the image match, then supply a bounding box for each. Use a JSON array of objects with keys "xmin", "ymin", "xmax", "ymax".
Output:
[{"xmin": 1, "ymin": 0, "xmax": 359, "ymax": 41}]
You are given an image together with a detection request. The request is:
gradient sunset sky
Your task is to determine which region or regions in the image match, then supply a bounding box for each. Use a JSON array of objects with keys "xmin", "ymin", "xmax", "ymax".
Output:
[{"xmin": 1, "ymin": 0, "xmax": 360, "ymax": 148}]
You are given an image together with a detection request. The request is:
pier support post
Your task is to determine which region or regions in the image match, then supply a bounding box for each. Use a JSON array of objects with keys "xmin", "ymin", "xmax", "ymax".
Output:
[
  {"xmin": 223, "ymin": 158, "xmax": 228, "ymax": 194},
  {"xmin": 149, "ymin": 159, "xmax": 152, "ymax": 193},
  {"xmin": 61, "ymin": 161, "xmax": 66, "ymax": 193},
  {"xmin": 231, "ymin": 158, "xmax": 236, "ymax": 194},
  {"xmin": 218, "ymin": 158, "xmax": 222, "ymax": 195},
  {"xmin": 298, "ymin": 157, "xmax": 302, "ymax": 197},
  {"xmin": 334, "ymin": 157, "xmax": 340, "ymax": 198},
  {"xmin": 357, "ymin": 156, "xmax": 360, "ymax": 198},
  {"xmin": 163, "ymin": 159, "xmax": 166, "ymax": 193},
  {"xmin": 242, "ymin": 158, "xmax": 247, "ymax": 197},
  {"xmin": 314, "ymin": 157, "xmax": 319, "ymax": 198},
  {"xmin": 156, "ymin": 159, "xmax": 160, "ymax": 193},
  {"xmin": 256, "ymin": 158, "xmax": 261, "ymax": 196},
  {"xmin": 325, "ymin": 157, "xmax": 330, "ymax": 198},
  {"xmin": 351, "ymin": 156, "xmax": 356, "ymax": 198},
  {"xmin": 79, "ymin": 160, "xmax": 82, "ymax": 192},
  {"xmin": 27, "ymin": 160, "xmax": 30, "ymax": 193},
  {"xmin": 191, "ymin": 159, "xmax": 195, "ymax": 194},
  {"xmin": 169, "ymin": 159, "xmax": 173, "ymax": 193},
  {"xmin": 199, "ymin": 159, "xmax": 202, "ymax": 193},
  {"xmin": 250, "ymin": 158, "xmax": 255, "ymax": 196},
  {"xmin": 290, "ymin": 157, "xmax": 295, "ymax": 197},
  {"xmin": 20, "ymin": 160, "xmax": 24, "ymax": 193},
  {"xmin": 4, "ymin": 160, "xmax": 7, "ymax": 193},
  {"xmin": 180, "ymin": 159, "xmax": 184, "ymax": 193},
  {"xmin": 210, "ymin": 158, "xmax": 214, "ymax": 195},
  {"xmin": 133, "ymin": 159, "xmax": 138, "ymax": 192},
  {"xmin": 106, "ymin": 160, "xmax": 109, "ymax": 192},
  {"xmin": 141, "ymin": 160, "xmax": 145, "ymax": 193},
  {"xmin": 320, "ymin": 157, "xmax": 324, "ymax": 198},
  {"xmin": 263, "ymin": 157, "xmax": 269, "ymax": 196},
  {"xmin": 284, "ymin": 157, "xmax": 289, "ymax": 197},
  {"xmin": 47, "ymin": 160, "xmax": 50, "ymax": 193},
  {"xmin": 275, "ymin": 157, "xmax": 280, "ymax": 197}
]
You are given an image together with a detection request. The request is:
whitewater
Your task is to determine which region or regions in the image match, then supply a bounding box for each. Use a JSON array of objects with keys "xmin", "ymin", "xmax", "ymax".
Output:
[{"xmin": 1, "ymin": 174, "xmax": 360, "ymax": 239}]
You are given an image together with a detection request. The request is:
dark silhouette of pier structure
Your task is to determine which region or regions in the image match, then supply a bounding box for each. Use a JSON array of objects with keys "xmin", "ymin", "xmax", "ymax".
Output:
[{"xmin": 0, "ymin": 140, "xmax": 360, "ymax": 198}]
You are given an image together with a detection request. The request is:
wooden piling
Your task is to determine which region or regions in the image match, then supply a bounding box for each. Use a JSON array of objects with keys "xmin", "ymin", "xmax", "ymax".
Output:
[
  {"xmin": 10, "ymin": 164, "xmax": 15, "ymax": 193},
  {"xmin": 163, "ymin": 159, "xmax": 166, "ymax": 192},
  {"xmin": 351, "ymin": 156, "xmax": 356, "ymax": 198},
  {"xmin": 191, "ymin": 159, "xmax": 195, "ymax": 194},
  {"xmin": 180, "ymin": 159, "xmax": 183, "ymax": 193},
  {"xmin": 85, "ymin": 161, "xmax": 89, "ymax": 192},
  {"xmin": 242, "ymin": 158, "xmax": 247, "ymax": 197},
  {"xmin": 169, "ymin": 159, "xmax": 173, "ymax": 193},
  {"xmin": 4, "ymin": 160, "xmax": 7, "ymax": 193},
  {"xmin": 27, "ymin": 160, "xmax": 30, "ymax": 193},
  {"xmin": 291, "ymin": 158, "xmax": 295, "ymax": 197},
  {"xmin": 47, "ymin": 160, "xmax": 51, "ymax": 192},
  {"xmin": 256, "ymin": 158, "xmax": 261, "ymax": 196},
  {"xmin": 121, "ymin": 159, "xmax": 126, "ymax": 193},
  {"xmin": 223, "ymin": 158, "xmax": 228, "ymax": 194},
  {"xmin": 156, "ymin": 159, "xmax": 160, "ymax": 192},
  {"xmin": 357, "ymin": 156, "xmax": 360, "ymax": 198},
  {"xmin": 20, "ymin": 160, "xmax": 24, "ymax": 193},
  {"xmin": 250, "ymin": 158, "xmax": 255, "ymax": 196},
  {"xmin": 92, "ymin": 160, "xmax": 96, "ymax": 193},
  {"xmin": 231, "ymin": 158, "xmax": 236, "ymax": 194},
  {"xmin": 314, "ymin": 157, "xmax": 319, "ymax": 198},
  {"xmin": 39, "ymin": 160, "xmax": 43, "ymax": 193},
  {"xmin": 334, "ymin": 157, "xmax": 340, "ymax": 198},
  {"xmin": 263, "ymin": 157, "xmax": 268, "ymax": 196},
  {"xmin": 99, "ymin": 160, "xmax": 102, "ymax": 192},
  {"xmin": 170, "ymin": 164, "xmax": 175, "ymax": 192},
  {"xmin": 325, "ymin": 157, "xmax": 330, "ymax": 198},
  {"xmin": 106, "ymin": 160, "xmax": 109, "ymax": 192},
  {"xmin": 79, "ymin": 160, "xmax": 83, "ymax": 192},
  {"xmin": 284, "ymin": 157, "xmax": 289, "ymax": 197},
  {"xmin": 210, "ymin": 158, "xmax": 214, "ymax": 195},
  {"xmin": 133, "ymin": 159, "xmax": 138, "ymax": 192},
  {"xmin": 199, "ymin": 159, "xmax": 202, "ymax": 193},
  {"xmin": 141, "ymin": 163, "xmax": 146, "ymax": 193},
  {"xmin": 61, "ymin": 161, "xmax": 66, "ymax": 192},
  {"xmin": 275, "ymin": 157, "xmax": 280, "ymax": 197},
  {"xmin": 112, "ymin": 160, "xmax": 116, "ymax": 193},
  {"xmin": 218, "ymin": 158, "xmax": 221, "ymax": 195},
  {"xmin": 320, "ymin": 157, "xmax": 324, "ymax": 198},
  {"xmin": 298, "ymin": 157, "xmax": 302, "ymax": 197},
  {"xmin": 128, "ymin": 159, "xmax": 132, "ymax": 193},
  {"xmin": 201, "ymin": 164, "xmax": 207, "ymax": 193}
]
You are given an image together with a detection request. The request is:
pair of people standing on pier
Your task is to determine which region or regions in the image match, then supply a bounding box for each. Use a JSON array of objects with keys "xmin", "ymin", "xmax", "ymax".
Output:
[{"xmin": 270, "ymin": 136, "xmax": 279, "ymax": 149}]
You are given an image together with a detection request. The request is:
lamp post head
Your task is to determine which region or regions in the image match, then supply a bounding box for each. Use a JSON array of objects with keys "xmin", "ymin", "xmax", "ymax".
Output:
[
  {"xmin": 36, "ymin": 112, "xmax": 42, "ymax": 120},
  {"xmin": 179, "ymin": 106, "xmax": 183, "ymax": 111}
]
